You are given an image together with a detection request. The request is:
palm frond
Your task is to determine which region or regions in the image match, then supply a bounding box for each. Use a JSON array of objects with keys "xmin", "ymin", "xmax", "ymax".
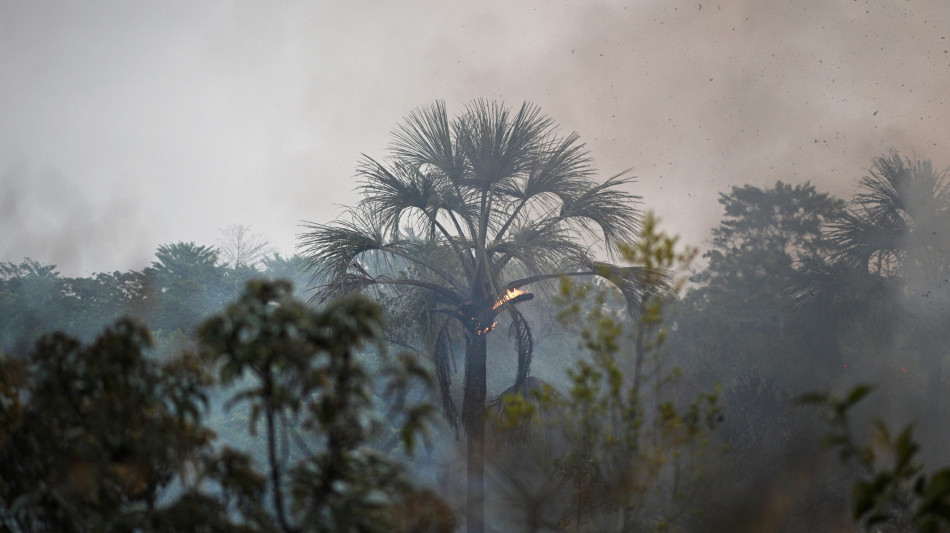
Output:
[
  {"xmin": 826, "ymin": 207, "xmax": 903, "ymax": 274},
  {"xmin": 297, "ymin": 212, "xmax": 386, "ymax": 298},
  {"xmin": 357, "ymin": 155, "xmax": 484, "ymax": 276},
  {"xmin": 298, "ymin": 211, "xmax": 467, "ymax": 302},
  {"xmin": 488, "ymin": 222, "xmax": 588, "ymax": 279},
  {"xmin": 390, "ymin": 100, "xmax": 465, "ymax": 181},
  {"xmin": 358, "ymin": 156, "xmax": 442, "ymax": 236},
  {"xmin": 516, "ymin": 131, "xmax": 592, "ymax": 200},
  {"xmin": 828, "ymin": 151, "xmax": 950, "ymax": 275},
  {"xmin": 857, "ymin": 152, "xmax": 950, "ymax": 223},
  {"xmin": 455, "ymin": 100, "xmax": 554, "ymax": 189},
  {"xmin": 559, "ymin": 172, "xmax": 642, "ymax": 252},
  {"xmin": 589, "ymin": 261, "xmax": 667, "ymax": 313}
]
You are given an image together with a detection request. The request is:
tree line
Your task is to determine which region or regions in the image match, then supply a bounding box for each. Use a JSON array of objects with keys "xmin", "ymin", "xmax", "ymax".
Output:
[{"xmin": 0, "ymin": 241, "xmax": 310, "ymax": 358}]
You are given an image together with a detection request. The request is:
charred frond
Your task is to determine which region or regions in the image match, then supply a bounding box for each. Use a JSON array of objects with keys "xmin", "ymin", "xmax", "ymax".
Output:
[
  {"xmin": 433, "ymin": 319, "xmax": 460, "ymax": 434},
  {"xmin": 507, "ymin": 306, "xmax": 534, "ymax": 392}
]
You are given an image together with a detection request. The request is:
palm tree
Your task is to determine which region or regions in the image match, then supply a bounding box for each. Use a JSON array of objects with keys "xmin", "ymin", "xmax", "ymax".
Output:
[
  {"xmin": 298, "ymin": 100, "xmax": 642, "ymax": 532},
  {"xmin": 810, "ymin": 151, "xmax": 950, "ymax": 424}
]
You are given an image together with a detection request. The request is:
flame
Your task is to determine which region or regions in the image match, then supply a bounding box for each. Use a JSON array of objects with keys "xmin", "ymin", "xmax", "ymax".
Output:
[{"xmin": 493, "ymin": 288, "xmax": 526, "ymax": 310}]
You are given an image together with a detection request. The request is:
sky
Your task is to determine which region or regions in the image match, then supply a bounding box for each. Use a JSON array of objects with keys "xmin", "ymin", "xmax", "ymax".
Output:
[{"xmin": 2, "ymin": 0, "xmax": 950, "ymax": 276}]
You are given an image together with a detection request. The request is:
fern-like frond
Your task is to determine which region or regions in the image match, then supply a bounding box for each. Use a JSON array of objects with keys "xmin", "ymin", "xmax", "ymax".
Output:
[{"xmin": 390, "ymin": 100, "xmax": 466, "ymax": 181}]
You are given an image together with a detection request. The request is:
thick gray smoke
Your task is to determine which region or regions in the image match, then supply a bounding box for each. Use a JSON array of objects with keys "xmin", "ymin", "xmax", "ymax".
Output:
[{"xmin": 3, "ymin": 1, "xmax": 950, "ymax": 274}]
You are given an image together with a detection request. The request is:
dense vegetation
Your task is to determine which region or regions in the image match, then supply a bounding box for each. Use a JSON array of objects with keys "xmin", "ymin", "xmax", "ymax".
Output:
[{"xmin": 3, "ymin": 101, "xmax": 950, "ymax": 532}]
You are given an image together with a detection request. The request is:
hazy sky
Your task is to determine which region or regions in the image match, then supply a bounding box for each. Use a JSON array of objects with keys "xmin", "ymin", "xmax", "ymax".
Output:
[{"xmin": 3, "ymin": 0, "xmax": 949, "ymax": 275}]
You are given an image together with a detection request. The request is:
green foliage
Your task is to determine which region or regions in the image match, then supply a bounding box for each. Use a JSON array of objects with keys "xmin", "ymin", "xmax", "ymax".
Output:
[
  {"xmin": 0, "ymin": 259, "xmax": 145, "ymax": 354},
  {"xmin": 0, "ymin": 317, "xmax": 239, "ymax": 532},
  {"xmin": 489, "ymin": 214, "xmax": 718, "ymax": 532},
  {"xmin": 198, "ymin": 280, "xmax": 446, "ymax": 533},
  {"xmin": 0, "ymin": 259, "xmax": 68, "ymax": 354},
  {"xmin": 144, "ymin": 242, "xmax": 229, "ymax": 333},
  {"xmin": 804, "ymin": 385, "xmax": 950, "ymax": 532},
  {"xmin": 1, "ymin": 280, "xmax": 448, "ymax": 533}
]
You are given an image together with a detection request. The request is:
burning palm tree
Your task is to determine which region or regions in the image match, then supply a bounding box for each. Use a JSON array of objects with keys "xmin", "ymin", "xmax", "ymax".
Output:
[{"xmin": 299, "ymin": 100, "xmax": 644, "ymax": 532}]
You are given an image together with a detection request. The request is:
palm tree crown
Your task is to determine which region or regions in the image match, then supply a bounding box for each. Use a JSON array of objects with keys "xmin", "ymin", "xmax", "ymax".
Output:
[
  {"xmin": 300, "ymin": 100, "xmax": 640, "ymax": 416},
  {"xmin": 828, "ymin": 151, "xmax": 950, "ymax": 277}
]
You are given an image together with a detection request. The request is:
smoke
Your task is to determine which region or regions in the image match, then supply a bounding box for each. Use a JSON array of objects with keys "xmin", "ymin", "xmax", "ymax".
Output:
[
  {"xmin": 0, "ymin": 161, "xmax": 153, "ymax": 275},
  {"xmin": 4, "ymin": 1, "xmax": 949, "ymax": 274}
]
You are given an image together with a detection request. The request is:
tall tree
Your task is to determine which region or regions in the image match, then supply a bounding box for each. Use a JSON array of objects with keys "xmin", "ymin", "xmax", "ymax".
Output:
[
  {"xmin": 199, "ymin": 280, "xmax": 447, "ymax": 533},
  {"xmin": 217, "ymin": 225, "xmax": 274, "ymax": 299},
  {"xmin": 671, "ymin": 181, "xmax": 844, "ymax": 387},
  {"xmin": 217, "ymin": 224, "xmax": 273, "ymax": 271},
  {"xmin": 0, "ymin": 259, "xmax": 68, "ymax": 354},
  {"xmin": 261, "ymin": 253, "xmax": 311, "ymax": 299},
  {"xmin": 143, "ymin": 242, "xmax": 228, "ymax": 333},
  {"xmin": 299, "ymin": 100, "xmax": 642, "ymax": 532}
]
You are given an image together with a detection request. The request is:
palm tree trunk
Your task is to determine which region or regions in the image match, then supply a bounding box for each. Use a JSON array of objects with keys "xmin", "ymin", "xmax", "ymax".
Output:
[{"xmin": 462, "ymin": 331, "xmax": 487, "ymax": 533}]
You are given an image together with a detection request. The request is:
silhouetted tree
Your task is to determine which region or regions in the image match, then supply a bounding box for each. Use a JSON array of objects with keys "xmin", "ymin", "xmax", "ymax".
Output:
[
  {"xmin": 218, "ymin": 225, "xmax": 274, "ymax": 299},
  {"xmin": 198, "ymin": 280, "xmax": 447, "ymax": 533},
  {"xmin": 299, "ymin": 100, "xmax": 643, "ymax": 532},
  {"xmin": 672, "ymin": 181, "xmax": 843, "ymax": 387},
  {"xmin": 144, "ymin": 242, "xmax": 228, "ymax": 333},
  {"xmin": 0, "ymin": 318, "xmax": 235, "ymax": 532},
  {"xmin": 1, "ymin": 281, "xmax": 447, "ymax": 533}
]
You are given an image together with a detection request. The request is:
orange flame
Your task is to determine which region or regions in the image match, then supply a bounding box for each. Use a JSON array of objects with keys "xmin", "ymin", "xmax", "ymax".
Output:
[{"xmin": 493, "ymin": 288, "xmax": 526, "ymax": 310}]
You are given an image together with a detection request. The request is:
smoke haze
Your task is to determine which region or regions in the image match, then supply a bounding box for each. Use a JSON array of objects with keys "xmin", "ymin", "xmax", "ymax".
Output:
[{"xmin": 2, "ymin": 0, "xmax": 949, "ymax": 273}]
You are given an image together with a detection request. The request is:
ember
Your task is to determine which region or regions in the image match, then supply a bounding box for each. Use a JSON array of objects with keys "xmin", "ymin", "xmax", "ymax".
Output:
[{"xmin": 475, "ymin": 321, "xmax": 498, "ymax": 336}]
